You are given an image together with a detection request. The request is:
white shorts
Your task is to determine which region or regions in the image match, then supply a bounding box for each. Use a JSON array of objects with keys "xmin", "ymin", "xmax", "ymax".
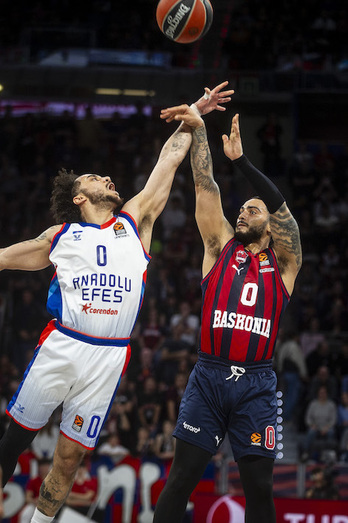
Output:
[{"xmin": 7, "ymin": 320, "xmax": 131, "ymax": 449}]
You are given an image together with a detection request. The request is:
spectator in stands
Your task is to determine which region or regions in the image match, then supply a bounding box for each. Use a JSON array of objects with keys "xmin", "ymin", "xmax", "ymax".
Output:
[
  {"xmin": 14, "ymin": 288, "xmax": 46, "ymax": 372},
  {"xmin": 134, "ymin": 426, "xmax": 155, "ymax": 458},
  {"xmin": 307, "ymin": 365, "xmax": 339, "ymax": 403},
  {"xmin": 161, "ymin": 194, "xmax": 187, "ymax": 240},
  {"xmin": 165, "ymin": 372, "xmax": 188, "ymax": 424},
  {"xmin": 306, "ymin": 339, "xmax": 335, "ymax": 378},
  {"xmin": 305, "ymin": 464, "xmax": 339, "ymax": 499},
  {"xmin": 336, "ymin": 342, "xmax": 348, "ymax": 393},
  {"xmin": 155, "ymin": 323, "xmax": 191, "ymax": 387},
  {"xmin": 103, "ymin": 375, "xmax": 137, "ymax": 452},
  {"xmin": 337, "ymin": 391, "xmax": 348, "ymax": 462},
  {"xmin": 139, "ymin": 307, "xmax": 165, "ymax": 353},
  {"xmin": 64, "ymin": 460, "xmax": 100, "ymax": 520},
  {"xmin": 137, "ymin": 376, "xmax": 162, "ymax": 436},
  {"xmin": 302, "ymin": 385, "xmax": 337, "ymax": 461},
  {"xmin": 153, "ymin": 420, "xmax": 176, "ymax": 461},
  {"xmin": 169, "ymin": 301, "xmax": 200, "ymax": 350},
  {"xmin": 97, "ymin": 433, "xmax": 129, "ymax": 465},
  {"xmin": 300, "ymin": 317, "xmax": 326, "ymax": 358},
  {"xmin": 276, "ymin": 331, "xmax": 308, "ymax": 423}
]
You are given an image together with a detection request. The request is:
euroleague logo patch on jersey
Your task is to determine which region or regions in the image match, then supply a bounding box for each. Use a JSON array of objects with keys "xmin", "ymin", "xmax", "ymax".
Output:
[
  {"xmin": 72, "ymin": 414, "xmax": 84, "ymax": 432},
  {"xmin": 113, "ymin": 222, "xmax": 127, "ymax": 237},
  {"xmin": 250, "ymin": 432, "xmax": 262, "ymax": 446},
  {"xmin": 259, "ymin": 252, "xmax": 268, "ymax": 262}
]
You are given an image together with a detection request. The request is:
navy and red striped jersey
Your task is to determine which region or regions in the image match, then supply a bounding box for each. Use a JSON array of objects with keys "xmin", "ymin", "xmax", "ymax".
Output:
[{"xmin": 200, "ymin": 238, "xmax": 290, "ymax": 362}]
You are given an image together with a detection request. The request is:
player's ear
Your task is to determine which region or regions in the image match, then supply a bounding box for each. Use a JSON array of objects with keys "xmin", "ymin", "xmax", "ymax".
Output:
[{"xmin": 73, "ymin": 194, "xmax": 87, "ymax": 206}]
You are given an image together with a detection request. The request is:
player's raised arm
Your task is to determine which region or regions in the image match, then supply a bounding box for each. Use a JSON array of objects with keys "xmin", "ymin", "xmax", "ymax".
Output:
[
  {"xmin": 224, "ymin": 114, "xmax": 302, "ymax": 294},
  {"xmin": 0, "ymin": 225, "xmax": 61, "ymax": 271},
  {"xmin": 122, "ymin": 115, "xmax": 196, "ymax": 252},
  {"xmin": 123, "ymin": 82, "xmax": 234, "ymax": 253}
]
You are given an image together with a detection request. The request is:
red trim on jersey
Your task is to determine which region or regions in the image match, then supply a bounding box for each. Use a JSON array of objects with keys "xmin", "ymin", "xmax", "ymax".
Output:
[
  {"xmin": 201, "ymin": 256, "xmax": 224, "ymax": 356},
  {"xmin": 37, "ymin": 319, "xmax": 57, "ymax": 346},
  {"xmin": 122, "ymin": 344, "xmax": 132, "ymax": 376},
  {"xmin": 60, "ymin": 430, "xmax": 95, "ymax": 450},
  {"xmin": 50, "ymin": 223, "xmax": 67, "ymax": 253},
  {"xmin": 100, "ymin": 216, "xmax": 116, "ymax": 229},
  {"xmin": 5, "ymin": 411, "xmax": 42, "ymax": 431}
]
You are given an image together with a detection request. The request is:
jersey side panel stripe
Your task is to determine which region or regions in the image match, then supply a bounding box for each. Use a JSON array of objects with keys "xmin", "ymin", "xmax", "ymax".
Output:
[
  {"xmin": 245, "ymin": 265, "xmax": 265, "ymax": 361},
  {"xmin": 263, "ymin": 249, "xmax": 289, "ymax": 359},
  {"xmin": 201, "ymin": 259, "xmax": 224, "ymax": 356},
  {"xmin": 222, "ymin": 259, "xmax": 249, "ymax": 360}
]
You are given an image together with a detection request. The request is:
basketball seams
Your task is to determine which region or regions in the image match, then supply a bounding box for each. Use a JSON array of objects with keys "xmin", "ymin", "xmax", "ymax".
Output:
[{"xmin": 156, "ymin": 0, "xmax": 213, "ymax": 44}]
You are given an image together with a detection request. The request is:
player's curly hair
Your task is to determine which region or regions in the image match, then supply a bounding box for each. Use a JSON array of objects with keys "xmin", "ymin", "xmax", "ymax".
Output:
[{"xmin": 50, "ymin": 168, "xmax": 82, "ymax": 224}]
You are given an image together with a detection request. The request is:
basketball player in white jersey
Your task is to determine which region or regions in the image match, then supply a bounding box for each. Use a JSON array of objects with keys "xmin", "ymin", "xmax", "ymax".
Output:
[{"xmin": 0, "ymin": 83, "xmax": 234, "ymax": 523}]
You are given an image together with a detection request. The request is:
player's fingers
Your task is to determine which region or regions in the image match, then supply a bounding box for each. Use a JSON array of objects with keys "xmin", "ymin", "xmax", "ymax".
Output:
[
  {"xmin": 216, "ymin": 105, "xmax": 227, "ymax": 111},
  {"xmin": 218, "ymin": 97, "xmax": 232, "ymax": 103},
  {"xmin": 203, "ymin": 87, "xmax": 211, "ymax": 100},
  {"xmin": 220, "ymin": 89, "xmax": 235, "ymax": 97},
  {"xmin": 213, "ymin": 81, "xmax": 229, "ymax": 93}
]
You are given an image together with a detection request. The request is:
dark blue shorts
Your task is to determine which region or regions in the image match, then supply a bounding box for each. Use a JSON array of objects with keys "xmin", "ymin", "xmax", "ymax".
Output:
[{"xmin": 173, "ymin": 354, "xmax": 277, "ymax": 461}]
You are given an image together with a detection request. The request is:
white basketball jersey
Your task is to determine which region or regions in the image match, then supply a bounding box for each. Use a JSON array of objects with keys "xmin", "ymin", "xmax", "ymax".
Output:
[{"xmin": 47, "ymin": 212, "xmax": 150, "ymax": 339}]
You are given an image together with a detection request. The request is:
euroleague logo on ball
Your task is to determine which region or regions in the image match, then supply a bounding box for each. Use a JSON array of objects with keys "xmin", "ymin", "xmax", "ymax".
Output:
[{"xmin": 156, "ymin": 0, "xmax": 213, "ymax": 44}]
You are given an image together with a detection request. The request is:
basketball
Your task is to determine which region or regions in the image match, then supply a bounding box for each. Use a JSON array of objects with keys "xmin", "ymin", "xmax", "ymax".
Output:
[{"xmin": 156, "ymin": 0, "xmax": 213, "ymax": 44}]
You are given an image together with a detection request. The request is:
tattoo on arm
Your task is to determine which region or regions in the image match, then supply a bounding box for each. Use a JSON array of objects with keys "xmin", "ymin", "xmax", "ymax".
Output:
[
  {"xmin": 33, "ymin": 232, "xmax": 48, "ymax": 243},
  {"xmin": 171, "ymin": 128, "xmax": 188, "ymax": 152},
  {"xmin": 190, "ymin": 126, "xmax": 219, "ymax": 194},
  {"xmin": 270, "ymin": 203, "xmax": 302, "ymax": 271}
]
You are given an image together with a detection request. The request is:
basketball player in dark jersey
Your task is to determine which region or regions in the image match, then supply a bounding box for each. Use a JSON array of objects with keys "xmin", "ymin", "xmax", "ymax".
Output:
[{"xmin": 154, "ymin": 104, "xmax": 302, "ymax": 523}]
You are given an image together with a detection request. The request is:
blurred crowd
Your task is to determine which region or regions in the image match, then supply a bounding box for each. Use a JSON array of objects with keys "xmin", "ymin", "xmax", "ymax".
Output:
[{"xmin": 0, "ymin": 0, "xmax": 347, "ymax": 71}]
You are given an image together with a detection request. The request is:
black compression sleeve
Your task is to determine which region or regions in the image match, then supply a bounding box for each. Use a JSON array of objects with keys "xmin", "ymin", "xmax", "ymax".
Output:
[{"xmin": 232, "ymin": 155, "xmax": 285, "ymax": 213}]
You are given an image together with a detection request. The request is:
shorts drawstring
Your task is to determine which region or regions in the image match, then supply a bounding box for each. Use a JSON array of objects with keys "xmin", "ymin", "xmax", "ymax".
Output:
[{"xmin": 226, "ymin": 365, "xmax": 246, "ymax": 382}]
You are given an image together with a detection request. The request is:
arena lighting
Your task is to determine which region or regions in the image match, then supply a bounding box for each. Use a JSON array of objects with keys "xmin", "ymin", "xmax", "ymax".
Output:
[
  {"xmin": 0, "ymin": 84, "xmax": 3, "ymax": 92},
  {"xmin": 95, "ymin": 88, "xmax": 122, "ymax": 95},
  {"xmin": 95, "ymin": 88, "xmax": 156, "ymax": 97}
]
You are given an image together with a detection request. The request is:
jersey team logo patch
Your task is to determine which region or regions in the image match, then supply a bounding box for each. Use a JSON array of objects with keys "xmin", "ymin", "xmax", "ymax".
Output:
[
  {"xmin": 250, "ymin": 432, "xmax": 262, "ymax": 446},
  {"xmin": 114, "ymin": 222, "xmax": 127, "ymax": 237},
  {"xmin": 236, "ymin": 250, "xmax": 248, "ymax": 264},
  {"xmin": 259, "ymin": 253, "xmax": 268, "ymax": 261},
  {"xmin": 72, "ymin": 415, "xmax": 84, "ymax": 432}
]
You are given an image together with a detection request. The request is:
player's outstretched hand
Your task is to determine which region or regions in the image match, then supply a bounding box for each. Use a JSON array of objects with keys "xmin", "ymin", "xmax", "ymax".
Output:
[
  {"xmin": 160, "ymin": 104, "xmax": 204, "ymax": 128},
  {"xmin": 195, "ymin": 81, "xmax": 234, "ymax": 115},
  {"xmin": 222, "ymin": 113, "xmax": 243, "ymax": 161}
]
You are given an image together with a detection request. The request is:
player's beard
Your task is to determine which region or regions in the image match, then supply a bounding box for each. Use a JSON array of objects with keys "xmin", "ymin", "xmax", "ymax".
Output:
[
  {"xmin": 234, "ymin": 221, "xmax": 268, "ymax": 246},
  {"xmin": 82, "ymin": 189, "xmax": 124, "ymax": 210}
]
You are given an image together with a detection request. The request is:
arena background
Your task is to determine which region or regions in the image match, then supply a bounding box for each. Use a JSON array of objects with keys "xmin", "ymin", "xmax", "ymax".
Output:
[{"xmin": 0, "ymin": 1, "xmax": 347, "ymax": 521}]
